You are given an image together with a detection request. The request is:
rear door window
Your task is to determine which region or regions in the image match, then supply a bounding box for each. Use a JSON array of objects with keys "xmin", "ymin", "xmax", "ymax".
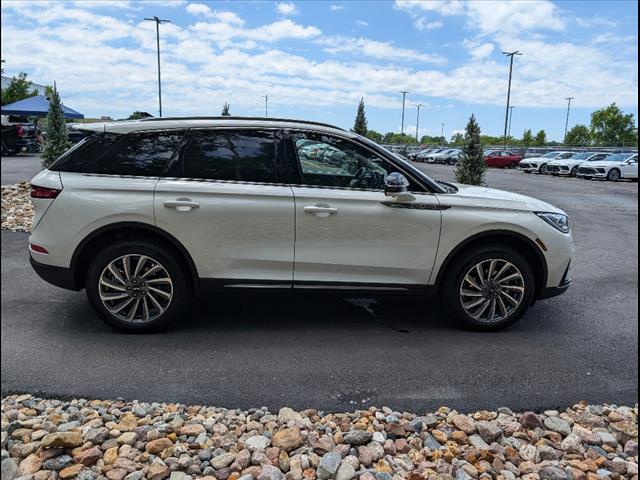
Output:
[
  {"xmin": 165, "ymin": 129, "xmax": 278, "ymax": 183},
  {"xmin": 88, "ymin": 130, "xmax": 185, "ymax": 176}
]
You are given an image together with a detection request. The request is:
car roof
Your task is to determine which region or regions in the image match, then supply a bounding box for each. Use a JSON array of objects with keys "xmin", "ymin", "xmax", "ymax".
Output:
[{"xmin": 71, "ymin": 116, "xmax": 350, "ymax": 137}]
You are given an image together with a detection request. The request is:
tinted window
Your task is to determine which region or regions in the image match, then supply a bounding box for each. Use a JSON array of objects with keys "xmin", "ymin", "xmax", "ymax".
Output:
[
  {"xmin": 89, "ymin": 131, "xmax": 184, "ymax": 176},
  {"xmin": 49, "ymin": 133, "xmax": 120, "ymax": 172},
  {"xmin": 293, "ymin": 132, "xmax": 406, "ymax": 190},
  {"xmin": 166, "ymin": 130, "xmax": 277, "ymax": 183}
]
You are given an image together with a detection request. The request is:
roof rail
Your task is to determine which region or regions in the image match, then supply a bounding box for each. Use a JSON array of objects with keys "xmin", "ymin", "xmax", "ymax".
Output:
[{"xmin": 137, "ymin": 116, "xmax": 345, "ymax": 131}]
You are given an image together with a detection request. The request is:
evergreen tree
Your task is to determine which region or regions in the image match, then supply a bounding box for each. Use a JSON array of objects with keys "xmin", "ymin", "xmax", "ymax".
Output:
[
  {"xmin": 352, "ymin": 97, "xmax": 367, "ymax": 136},
  {"xmin": 221, "ymin": 102, "xmax": 231, "ymax": 116},
  {"xmin": 41, "ymin": 84, "xmax": 71, "ymax": 168},
  {"xmin": 126, "ymin": 111, "xmax": 153, "ymax": 120},
  {"xmin": 454, "ymin": 114, "xmax": 485, "ymax": 186},
  {"xmin": 534, "ymin": 129, "xmax": 547, "ymax": 146},
  {"xmin": 521, "ymin": 129, "xmax": 533, "ymax": 147}
]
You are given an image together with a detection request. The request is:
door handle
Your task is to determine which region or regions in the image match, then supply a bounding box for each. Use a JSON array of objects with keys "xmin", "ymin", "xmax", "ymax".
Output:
[
  {"xmin": 163, "ymin": 199, "xmax": 200, "ymax": 211},
  {"xmin": 304, "ymin": 205, "xmax": 338, "ymax": 216}
]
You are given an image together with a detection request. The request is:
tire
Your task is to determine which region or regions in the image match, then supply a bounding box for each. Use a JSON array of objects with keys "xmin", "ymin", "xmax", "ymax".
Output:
[
  {"xmin": 85, "ymin": 240, "xmax": 191, "ymax": 333},
  {"xmin": 448, "ymin": 158, "xmax": 457, "ymax": 165},
  {"xmin": 570, "ymin": 166, "xmax": 578, "ymax": 177},
  {"xmin": 440, "ymin": 245, "xmax": 536, "ymax": 331},
  {"xmin": 524, "ymin": 171, "xmax": 531, "ymax": 174},
  {"xmin": 538, "ymin": 164, "xmax": 548, "ymax": 174},
  {"xmin": 607, "ymin": 168, "xmax": 621, "ymax": 181}
]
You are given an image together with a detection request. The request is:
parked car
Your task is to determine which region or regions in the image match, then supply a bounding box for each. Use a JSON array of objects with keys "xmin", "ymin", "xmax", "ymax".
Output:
[
  {"xmin": 426, "ymin": 149, "xmax": 461, "ymax": 164},
  {"xmin": 518, "ymin": 151, "xmax": 576, "ymax": 174},
  {"xmin": 29, "ymin": 117, "xmax": 573, "ymax": 332},
  {"xmin": 544, "ymin": 152, "xmax": 610, "ymax": 177},
  {"xmin": 484, "ymin": 150, "xmax": 523, "ymax": 168},
  {"xmin": 1, "ymin": 121, "xmax": 39, "ymax": 155},
  {"xmin": 576, "ymin": 152, "xmax": 638, "ymax": 181},
  {"xmin": 415, "ymin": 148, "xmax": 444, "ymax": 162}
]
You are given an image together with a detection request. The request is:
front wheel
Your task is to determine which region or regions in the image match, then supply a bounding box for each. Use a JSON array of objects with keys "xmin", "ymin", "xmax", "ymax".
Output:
[
  {"xmin": 86, "ymin": 241, "xmax": 191, "ymax": 333},
  {"xmin": 607, "ymin": 168, "xmax": 621, "ymax": 181},
  {"xmin": 441, "ymin": 246, "xmax": 536, "ymax": 331},
  {"xmin": 538, "ymin": 164, "xmax": 548, "ymax": 174},
  {"xmin": 570, "ymin": 166, "xmax": 579, "ymax": 177}
]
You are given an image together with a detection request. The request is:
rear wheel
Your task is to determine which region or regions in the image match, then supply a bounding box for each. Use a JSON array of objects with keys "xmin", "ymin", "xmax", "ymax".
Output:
[
  {"xmin": 570, "ymin": 166, "xmax": 578, "ymax": 177},
  {"xmin": 441, "ymin": 245, "xmax": 536, "ymax": 331},
  {"xmin": 607, "ymin": 168, "xmax": 621, "ymax": 181},
  {"xmin": 538, "ymin": 164, "xmax": 548, "ymax": 174},
  {"xmin": 86, "ymin": 241, "xmax": 191, "ymax": 333}
]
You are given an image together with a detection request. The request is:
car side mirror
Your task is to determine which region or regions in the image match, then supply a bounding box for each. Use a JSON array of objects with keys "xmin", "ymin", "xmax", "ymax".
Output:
[{"xmin": 385, "ymin": 172, "xmax": 415, "ymax": 202}]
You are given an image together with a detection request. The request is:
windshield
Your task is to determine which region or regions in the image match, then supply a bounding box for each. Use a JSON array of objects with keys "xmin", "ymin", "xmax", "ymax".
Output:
[
  {"xmin": 604, "ymin": 153, "xmax": 636, "ymax": 162},
  {"xmin": 541, "ymin": 152, "xmax": 563, "ymax": 158},
  {"xmin": 569, "ymin": 152, "xmax": 595, "ymax": 160}
]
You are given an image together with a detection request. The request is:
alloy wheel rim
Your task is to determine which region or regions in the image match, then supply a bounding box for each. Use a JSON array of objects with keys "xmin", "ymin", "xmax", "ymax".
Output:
[
  {"xmin": 98, "ymin": 254, "xmax": 173, "ymax": 323},
  {"xmin": 459, "ymin": 258, "xmax": 525, "ymax": 323},
  {"xmin": 610, "ymin": 170, "xmax": 620, "ymax": 180}
]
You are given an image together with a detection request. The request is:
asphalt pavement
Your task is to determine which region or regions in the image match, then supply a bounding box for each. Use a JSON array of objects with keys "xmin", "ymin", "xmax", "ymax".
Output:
[
  {"xmin": 1, "ymin": 160, "xmax": 638, "ymax": 412},
  {"xmin": 1, "ymin": 153, "xmax": 42, "ymax": 184}
]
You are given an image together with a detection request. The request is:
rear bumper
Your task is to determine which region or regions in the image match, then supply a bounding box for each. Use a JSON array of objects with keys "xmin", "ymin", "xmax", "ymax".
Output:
[{"xmin": 29, "ymin": 256, "xmax": 79, "ymax": 291}]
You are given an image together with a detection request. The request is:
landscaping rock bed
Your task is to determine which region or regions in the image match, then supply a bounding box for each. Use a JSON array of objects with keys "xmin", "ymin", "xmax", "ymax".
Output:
[
  {"xmin": 1, "ymin": 395, "xmax": 637, "ymax": 480},
  {"xmin": 1, "ymin": 182, "xmax": 33, "ymax": 232}
]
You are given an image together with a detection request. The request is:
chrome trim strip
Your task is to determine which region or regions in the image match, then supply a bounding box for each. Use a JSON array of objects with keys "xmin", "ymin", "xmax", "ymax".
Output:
[{"xmin": 294, "ymin": 285, "xmax": 408, "ymax": 291}]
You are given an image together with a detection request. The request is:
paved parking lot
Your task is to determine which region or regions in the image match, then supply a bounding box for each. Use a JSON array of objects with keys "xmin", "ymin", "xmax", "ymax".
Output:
[
  {"xmin": 1, "ymin": 153, "xmax": 42, "ymax": 184},
  {"xmin": 1, "ymin": 157, "xmax": 637, "ymax": 411}
]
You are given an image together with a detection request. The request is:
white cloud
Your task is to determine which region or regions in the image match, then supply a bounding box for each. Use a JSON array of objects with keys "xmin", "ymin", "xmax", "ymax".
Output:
[
  {"xmin": 276, "ymin": 2, "xmax": 298, "ymax": 16},
  {"xmin": 330, "ymin": 4, "xmax": 344, "ymax": 11},
  {"xmin": 466, "ymin": 42, "xmax": 494, "ymax": 60},
  {"xmin": 185, "ymin": 3, "xmax": 244, "ymax": 25},
  {"xmin": 394, "ymin": 0, "xmax": 465, "ymax": 16},
  {"xmin": 316, "ymin": 36, "xmax": 446, "ymax": 64},
  {"xmin": 356, "ymin": 20, "xmax": 369, "ymax": 27},
  {"xmin": 591, "ymin": 32, "xmax": 637, "ymax": 46},
  {"xmin": 414, "ymin": 18, "xmax": 442, "ymax": 30}
]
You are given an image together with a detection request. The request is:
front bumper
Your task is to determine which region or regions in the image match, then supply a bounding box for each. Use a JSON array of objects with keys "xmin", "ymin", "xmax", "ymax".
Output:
[
  {"xmin": 518, "ymin": 163, "xmax": 538, "ymax": 172},
  {"xmin": 538, "ymin": 261, "xmax": 572, "ymax": 299},
  {"xmin": 30, "ymin": 255, "xmax": 79, "ymax": 291},
  {"xmin": 576, "ymin": 167, "xmax": 607, "ymax": 178}
]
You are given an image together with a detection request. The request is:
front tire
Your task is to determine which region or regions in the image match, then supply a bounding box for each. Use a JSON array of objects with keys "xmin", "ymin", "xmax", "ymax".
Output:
[
  {"xmin": 538, "ymin": 164, "xmax": 548, "ymax": 174},
  {"xmin": 86, "ymin": 241, "xmax": 191, "ymax": 333},
  {"xmin": 607, "ymin": 168, "xmax": 621, "ymax": 181},
  {"xmin": 440, "ymin": 245, "xmax": 536, "ymax": 331},
  {"xmin": 570, "ymin": 166, "xmax": 578, "ymax": 177}
]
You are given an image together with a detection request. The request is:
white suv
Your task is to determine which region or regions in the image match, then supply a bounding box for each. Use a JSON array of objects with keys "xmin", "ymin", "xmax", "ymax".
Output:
[{"xmin": 29, "ymin": 117, "xmax": 574, "ymax": 332}]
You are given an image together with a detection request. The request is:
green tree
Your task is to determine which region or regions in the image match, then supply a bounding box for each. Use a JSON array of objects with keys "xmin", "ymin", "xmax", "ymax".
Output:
[
  {"xmin": 365, "ymin": 130, "xmax": 383, "ymax": 142},
  {"xmin": 352, "ymin": 97, "xmax": 368, "ymax": 136},
  {"xmin": 521, "ymin": 129, "xmax": 533, "ymax": 147},
  {"xmin": 590, "ymin": 103, "xmax": 637, "ymax": 146},
  {"xmin": 1, "ymin": 72, "xmax": 39, "ymax": 105},
  {"xmin": 382, "ymin": 132, "xmax": 414, "ymax": 145},
  {"xmin": 221, "ymin": 102, "xmax": 231, "ymax": 116},
  {"xmin": 534, "ymin": 129, "xmax": 547, "ymax": 146},
  {"xmin": 454, "ymin": 114, "xmax": 485, "ymax": 186},
  {"xmin": 564, "ymin": 124, "xmax": 591, "ymax": 146},
  {"xmin": 126, "ymin": 111, "xmax": 153, "ymax": 120},
  {"xmin": 41, "ymin": 85, "xmax": 71, "ymax": 168},
  {"xmin": 449, "ymin": 132, "xmax": 464, "ymax": 146}
]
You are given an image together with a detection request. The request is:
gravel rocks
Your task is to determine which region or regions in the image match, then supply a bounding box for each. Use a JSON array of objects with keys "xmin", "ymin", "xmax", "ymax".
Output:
[
  {"xmin": 1, "ymin": 395, "xmax": 637, "ymax": 480},
  {"xmin": 1, "ymin": 182, "xmax": 33, "ymax": 232}
]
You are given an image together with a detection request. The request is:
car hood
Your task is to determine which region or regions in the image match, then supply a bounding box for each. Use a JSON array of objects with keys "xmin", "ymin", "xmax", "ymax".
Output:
[
  {"xmin": 548, "ymin": 158, "xmax": 577, "ymax": 165},
  {"xmin": 448, "ymin": 183, "xmax": 564, "ymax": 213},
  {"xmin": 585, "ymin": 161, "xmax": 625, "ymax": 168},
  {"xmin": 523, "ymin": 156, "xmax": 552, "ymax": 163}
]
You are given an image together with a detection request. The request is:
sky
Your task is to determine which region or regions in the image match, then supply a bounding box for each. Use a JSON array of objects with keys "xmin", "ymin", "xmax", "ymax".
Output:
[{"xmin": 1, "ymin": 0, "xmax": 638, "ymax": 141}]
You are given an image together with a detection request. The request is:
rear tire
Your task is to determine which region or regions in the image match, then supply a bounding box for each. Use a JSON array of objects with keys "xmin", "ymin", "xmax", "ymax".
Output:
[
  {"xmin": 85, "ymin": 240, "xmax": 191, "ymax": 333},
  {"xmin": 539, "ymin": 164, "xmax": 548, "ymax": 174},
  {"xmin": 570, "ymin": 166, "xmax": 578, "ymax": 177},
  {"xmin": 440, "ymin": 245, "xmax": 536, "ymax": 331}
]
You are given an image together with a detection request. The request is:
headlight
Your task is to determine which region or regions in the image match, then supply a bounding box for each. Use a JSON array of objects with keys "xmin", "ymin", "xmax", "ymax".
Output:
[{"xmin": 535, "ymin": 212, "xmax": 570, "ymax": 233}]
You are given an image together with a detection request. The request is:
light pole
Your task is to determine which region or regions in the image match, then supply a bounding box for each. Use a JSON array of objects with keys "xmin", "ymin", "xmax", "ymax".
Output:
[
  {"xmin": 502, "ymin": 50, "xmax": 522, "ymax": 145},
  {"xmin": 262, "ymin": 94, "xmax": 268, "ymax": 117},
  {"xmin": 144, "ymin": 16, "xmax": 171, "ymax": 117},
  {"xmin": 441, "ymin": 122, "xmax": 445, "ymax": 146},
  {"xmin": 400, "ymin": 91, "xmax": 410, "ymax": 135},
  {"xmin": 412, "ymin": 103, "xmax": 425, "ymax": 143},
  {"xmin": 564, "ymin": 97, "xmax": 574, "ymax": 144},
  {"xmin": 507, "ymin": 106, "xmax": 515, "ymax": 139}
]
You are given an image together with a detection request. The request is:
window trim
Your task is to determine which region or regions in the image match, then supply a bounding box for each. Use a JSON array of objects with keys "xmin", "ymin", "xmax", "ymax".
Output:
[{"xmin": 283, "ymin": 129, "xmax": 434, "ymax": 194}]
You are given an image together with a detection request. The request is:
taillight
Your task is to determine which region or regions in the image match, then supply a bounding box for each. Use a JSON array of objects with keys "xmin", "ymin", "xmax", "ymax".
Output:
[
  {"xmin": 16, "ymin": 125, "xmax": 25, "ymax": 137},
  {"xmin": 29, "ymin": 243, "xmax": 49, "ymax": 254},
  {"xmin": 31, "ymin": 185, "xmax": 61, "ymax": 199}
]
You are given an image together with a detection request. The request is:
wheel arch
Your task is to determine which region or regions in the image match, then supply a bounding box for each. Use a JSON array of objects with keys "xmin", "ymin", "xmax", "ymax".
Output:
[
  {"xmin": 433, "ymin": 230, "xmax": 548, "ymax": 299},
  {"xmin": 70, "ymin": 222, "xmax": 199, "ymax": 291}
]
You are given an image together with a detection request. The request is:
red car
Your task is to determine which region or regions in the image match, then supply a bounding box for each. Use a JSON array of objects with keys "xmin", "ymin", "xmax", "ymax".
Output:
[{"xmin": 484, "ymin": 150, "xmax": 522, "ymax": 168}]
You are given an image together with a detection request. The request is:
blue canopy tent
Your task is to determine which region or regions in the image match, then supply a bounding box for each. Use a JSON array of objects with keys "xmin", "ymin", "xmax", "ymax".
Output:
[{"xmin": 1, "ymin": 95, "xmax": 84, "ymax": 119}]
